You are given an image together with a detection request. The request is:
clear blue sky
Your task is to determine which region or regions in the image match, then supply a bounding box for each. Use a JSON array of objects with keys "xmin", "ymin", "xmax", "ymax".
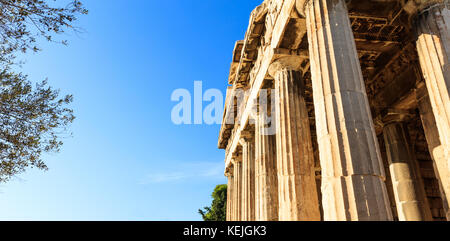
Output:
[{"xmin": 0, "ymin": 0, "xmax": 261, "ymax": 221}]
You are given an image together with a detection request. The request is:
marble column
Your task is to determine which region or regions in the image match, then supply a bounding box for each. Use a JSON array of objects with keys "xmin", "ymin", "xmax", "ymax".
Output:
[
  {"xmin": 268, "ymin": 56, "xmax": 320, "ymax": 221},
  {"xmin": 226, "ymin": 168, "xmax": 234, "ymax": 221},
  {"xmin": 305, "ymin": 0, "xmax": 393, "ymax": 220},
  {"xmin": 255, "ymin": 111, "xmax": 279, "ymax": 221},
  {"xmin": 383, "ymin": 120, "xmax": 433, "ymax": 221},
  {"xmin": 231, "ymin": 162, "xmax": 237, "ymax": 221},
  {"xmin": 415, "ymin": 3, "xmax": 450, "ymax": 177},
  {"xmin": 417, "ymin": 86, "xmax": 450, "ymax": 220},
  {"xmin": 226, "ymin": 173, "xmax": 230, "ymax": 221},
  {"xmin": 233, "ymin": 158, "xmax": 243, "ymax": 221},
  {"xmin": 241, "ymin": 135, "xmax": 256, "ymax": 221}
]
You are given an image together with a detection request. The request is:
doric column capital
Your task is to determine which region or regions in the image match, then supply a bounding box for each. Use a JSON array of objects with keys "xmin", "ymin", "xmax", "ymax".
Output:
[
  {"xmin": 225, "ymin": 165, "xmax": 234, "ymax": 177},
  {"xmin": 268, "ymin": 56, "xmax": 303, "ymax": 78},
  {"xmin": 239, "ymin": 130, "xmax": 255, "ymax": 144},
  {"xmin": 295, "ymin": 0, "xmax": 309, "ymax": 18},
  {"xmin": 381, "ymin": 109, "xmax": 415, "ymax": 126},
  {"xmin": 231, "ymin": 150, "xmax": 242, "ymax": 163}
]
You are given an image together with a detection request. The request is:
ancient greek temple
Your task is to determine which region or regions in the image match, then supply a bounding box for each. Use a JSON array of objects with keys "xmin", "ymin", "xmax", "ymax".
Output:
[{"xmin": 218, "ymin": 0, "xmax": 449, "ymax": 221}]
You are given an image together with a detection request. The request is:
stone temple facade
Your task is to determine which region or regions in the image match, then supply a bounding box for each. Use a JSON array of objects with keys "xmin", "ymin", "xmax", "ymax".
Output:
[{"xmin": 218, "ymin": 0, "xmax": 450, "ymax": 221}]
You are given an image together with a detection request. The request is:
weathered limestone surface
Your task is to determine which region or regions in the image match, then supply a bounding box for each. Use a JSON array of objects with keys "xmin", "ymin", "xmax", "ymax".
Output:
[
  {"xmin": 269, "ymin": 56, "xmax": 321, "ymax": 221},
  {"xmin": 241, "ymin": 137, "xmax": 256, "ymax": 221},
  {"xmin": 417, "ymin": 86, "xmax": 450, "ymax": 220},
  {"xmin": 221, "ymin": 0, "xmax": 450, "ymax": 221},
  {"xmin": 305, "ymin": 0, "xmax": 393, "ymax": 220},
  {"xmin": 415, "ymin": 3, "xmax": 450, "ymax": 178},
  {"xmin": 226, "ymin": 171, "xmax": 234, "ymax": 221},
  {"xmin": 233, "ymin": 159, "xmax": 243, "ymax": 221},
  {"xmin": 383, "ymin": 121, "xmax": 433, "ymax": 221},
  {"xmin": 255, "ymin": 112, "xmax": 279, "ymax": 221}
]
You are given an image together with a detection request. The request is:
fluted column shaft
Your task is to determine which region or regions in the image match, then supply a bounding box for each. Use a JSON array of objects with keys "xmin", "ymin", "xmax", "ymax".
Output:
[
  {"xmin": 241, "ymin": 138, "xmax": 256, "ymax": 221},
  {"xmin": 233, "ymin": 160, "xmax": 243, "ymax": 221},
  {"xmin": 415, "ymin": 3, "xmax": 450, "ymax": 183},
  {"xmin": 383, "ymin": 122, "xmax": 433, "ymax": 221},
  {"xmin": 226, "ymin": 174, "xmax": 230, "ymax": 221},
  {"xmin": 226, "ymin": 171, "xmax": 234, "ymax": 221},
  {"xmin": 255, "ymin": 113, "xmax": 279, "ymax": 221},
  {"xmin": 269, "ymin": 57, "xmax": 320, "ymax": 221},
  {"xmin": 305, "ymin": 0, "xmax": 393, "ymax": 220},
  {"xmin": 232, "ymin": 163, "xmax": 237, "ymax": 221},
  {"xmin": 417, "ymin": 87, "xmax": 450, "ymax": 220}
]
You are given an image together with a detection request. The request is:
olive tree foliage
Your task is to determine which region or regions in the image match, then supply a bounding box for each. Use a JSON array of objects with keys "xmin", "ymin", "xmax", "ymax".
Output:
[
  {"xmin": 199, "ymin": 184, "xmax": 227, "ymax": 221},
  {"xmin": 0, "ymin": 0, "xmax": 88, "ymax": 62},
  {"xmin": 0, "ymin": 70, "xmax": 75, "ymax": 182},
  {"xmin": 0, "ymin": 0, "xmax": 87, "ymax": 182}
]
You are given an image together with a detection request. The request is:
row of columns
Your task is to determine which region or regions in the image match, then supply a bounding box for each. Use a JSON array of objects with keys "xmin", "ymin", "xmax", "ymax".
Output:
[{"xmin": 226, "ymin": 0, "xmax": 450, "ymax": 221}]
